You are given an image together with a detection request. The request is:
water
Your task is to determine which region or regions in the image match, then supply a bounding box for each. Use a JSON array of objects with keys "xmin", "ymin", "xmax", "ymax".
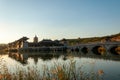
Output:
[{"xmin": 0, "ymin": 52, "xmax": 120, "ymax": 80}]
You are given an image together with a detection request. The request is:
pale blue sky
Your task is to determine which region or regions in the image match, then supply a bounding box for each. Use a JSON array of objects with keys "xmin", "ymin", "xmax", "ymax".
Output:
[{"xmin": 0, "ymin": 0, "xmax": 120, "ymax": 43}]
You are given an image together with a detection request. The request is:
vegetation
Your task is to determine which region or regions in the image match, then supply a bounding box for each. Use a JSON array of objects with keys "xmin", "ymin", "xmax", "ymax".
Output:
[
  {"xmin": 0, "ymin": 44, "xmax": 7, "ymax": 53},
  {"xmin": 62, "ymin": 33, "xmax": 120, "ymax": 45}
]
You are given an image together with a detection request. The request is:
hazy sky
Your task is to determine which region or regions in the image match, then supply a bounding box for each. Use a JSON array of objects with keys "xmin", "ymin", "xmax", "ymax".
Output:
[{"xmin": 0, "ymin": 0, "xmax": 120, "ymax": 43}]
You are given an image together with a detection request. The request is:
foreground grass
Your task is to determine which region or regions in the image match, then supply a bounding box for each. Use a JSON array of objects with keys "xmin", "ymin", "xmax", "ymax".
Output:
[{"xmin": 0, "ymin": 57, "xmax": 104, "ymax": 80}]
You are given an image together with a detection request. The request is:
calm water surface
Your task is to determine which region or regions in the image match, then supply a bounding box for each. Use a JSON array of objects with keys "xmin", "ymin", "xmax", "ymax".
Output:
[{"xmin": 0, "ymin": 52, "xmax": 120, "ymax": 80}]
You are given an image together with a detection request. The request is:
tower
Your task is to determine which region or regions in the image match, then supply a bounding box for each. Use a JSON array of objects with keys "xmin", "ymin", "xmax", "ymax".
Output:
[{"xmin": 33, "ymin": 35, "xmax": 38, "ymax": 43}]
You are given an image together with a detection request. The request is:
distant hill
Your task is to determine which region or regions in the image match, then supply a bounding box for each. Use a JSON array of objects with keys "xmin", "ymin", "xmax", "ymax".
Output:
[
  {"xmin": 0, "ymin": 44, "xmax": 7, "ymax": 51},
  {"xmin": 61, "ymin": 33, "xmax": 120, "ymax": 46}
]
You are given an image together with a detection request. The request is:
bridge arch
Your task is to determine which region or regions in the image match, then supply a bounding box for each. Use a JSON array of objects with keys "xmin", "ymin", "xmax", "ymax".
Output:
[
  {"xmin": 81, "ymin": 47, "xmax": 88, "ymax": 54},
  {"xmin": 75, "ymin": 47, "xmax": 80, "ymax": 52},
  {"xmin": 92, "ymin": 45, "xmax": 106, "ymax": 55},
  {"xmin": 110, "ymin": 46, "xmax": 120, "ymax": 55}
]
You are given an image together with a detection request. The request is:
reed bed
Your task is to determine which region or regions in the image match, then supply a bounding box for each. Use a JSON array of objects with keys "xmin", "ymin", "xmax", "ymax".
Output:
[{"xmin": 0, "ymin": 56, "xmax": 104, "ymax": 80}]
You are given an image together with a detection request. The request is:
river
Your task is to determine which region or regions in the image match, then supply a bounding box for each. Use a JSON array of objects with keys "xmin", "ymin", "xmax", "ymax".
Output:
[{"xmin": 0, "ymin": 52, "xmax": 120, "ymax": 80}]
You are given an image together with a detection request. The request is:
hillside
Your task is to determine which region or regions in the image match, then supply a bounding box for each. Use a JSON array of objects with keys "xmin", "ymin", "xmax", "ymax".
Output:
[
  {"xmin": 0, "ymin": 44, "xmax": 7, "ymax": 52},
  {"xmin": 61, "ymin": 33, "xmax": 120, "ymax": 46}
]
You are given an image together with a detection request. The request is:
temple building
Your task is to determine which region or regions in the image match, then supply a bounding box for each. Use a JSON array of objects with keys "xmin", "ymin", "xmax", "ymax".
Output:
[
  {"xmin": 28, "ymin": 39, "xmax": 64, "ymax": 47},
  {"xmin": 7, "ymin": 36, "xmax": 66, "ymax": 52},
  {"xmin": 33, "ymin": 35, "xmax": 38, "ymax": 43}
]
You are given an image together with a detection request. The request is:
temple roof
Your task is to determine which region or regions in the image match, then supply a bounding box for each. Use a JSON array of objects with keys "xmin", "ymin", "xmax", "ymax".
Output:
[{"xmin": 8, "ymin": 36, "xmax": 29, "ymax": 45}]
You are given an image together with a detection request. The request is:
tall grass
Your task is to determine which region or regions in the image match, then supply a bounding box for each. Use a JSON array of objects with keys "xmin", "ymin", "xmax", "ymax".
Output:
[{"xmin": 0, "ymin": 56, "xmax": 104, "ymax": 80}]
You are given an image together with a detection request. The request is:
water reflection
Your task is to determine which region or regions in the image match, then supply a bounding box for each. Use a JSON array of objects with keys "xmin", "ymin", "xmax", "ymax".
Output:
[
  {"xmin": 8, "ymin": 52, "xmax": 67, "ymax": 65},
  {"xmin": 0, "ymin": 52, "xmax": 120, "ymax": 80},
  {"xmin": 8, "ymin": 52, "xmax": 120, "ymax": 65},
  {"xmin": 8, "ymin": 52, "xmax": 28, "ymax": 65}
]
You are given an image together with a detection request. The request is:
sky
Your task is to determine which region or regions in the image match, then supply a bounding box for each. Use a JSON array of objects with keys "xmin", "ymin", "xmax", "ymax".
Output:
[{"xmin": 0, "ymin": 0, "xmax": 120, "ymax": 43}]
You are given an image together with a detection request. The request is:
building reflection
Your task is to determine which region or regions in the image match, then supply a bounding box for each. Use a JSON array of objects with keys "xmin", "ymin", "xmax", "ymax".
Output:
[
  {"xmin": 8, "ymin": 52, "xmax": 120, "ymax": 65},
  {"xmin": 8, "ymin": 52, "xmax": 28, "ymax": 65},
  {"xmin": 8, "ymin": 52, "xmax": 66, "ymax": 65}
]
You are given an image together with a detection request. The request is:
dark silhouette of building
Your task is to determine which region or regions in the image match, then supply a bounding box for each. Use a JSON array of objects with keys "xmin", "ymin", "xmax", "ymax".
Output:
[
  {"xmin": 33, "ymin": 35, "xmax": 38, "ymax": 43},
  {"xmin": 28, "ymin": 39, "xmax": 64, "ymax": 47}
]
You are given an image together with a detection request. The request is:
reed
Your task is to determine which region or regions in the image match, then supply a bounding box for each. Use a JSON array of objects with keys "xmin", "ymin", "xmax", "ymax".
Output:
[{"xmin": 0, "ymin": 57, "xmax": 104, "ymax": 80}]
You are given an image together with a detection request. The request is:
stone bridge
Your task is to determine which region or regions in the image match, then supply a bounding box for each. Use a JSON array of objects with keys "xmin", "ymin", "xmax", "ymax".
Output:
[{"xmin": 68, "ymin": 41, "xmax": 120, "ymax": 55}]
